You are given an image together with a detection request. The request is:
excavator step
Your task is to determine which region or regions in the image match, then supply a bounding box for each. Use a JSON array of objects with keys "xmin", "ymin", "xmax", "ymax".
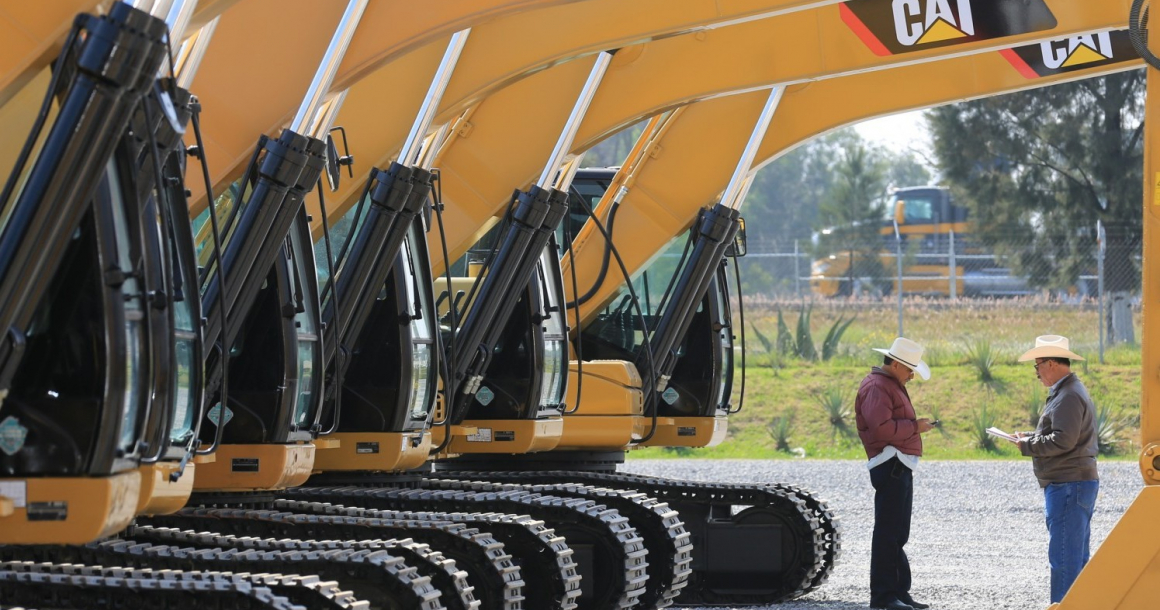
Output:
[
  {"xmin": 0, "ymin": 561, "xmax": 309, "ymax": 610},
  {"xmin": 290, "ymin": 485, "xmax": 648, "ymax": 610},
  {"xmin": 443, "ymin": 470, "xmax": 840, "ymax": 605},
  {"xmin": 147, "ymin": 506, "xmax": 524, "ymax": 610},
  {"xmin": 421, "ymin": 474, "xmax": 693, "ymax": 609},
  {"xmin": 275, "ymin": 496, "xmax": 581, "ymax": 610}
]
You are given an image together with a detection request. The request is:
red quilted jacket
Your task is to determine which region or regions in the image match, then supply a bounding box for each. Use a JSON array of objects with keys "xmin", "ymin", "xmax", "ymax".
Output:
[{"xmin": 855, "ymin": 367, "xmax": 923, "ymax": 459}]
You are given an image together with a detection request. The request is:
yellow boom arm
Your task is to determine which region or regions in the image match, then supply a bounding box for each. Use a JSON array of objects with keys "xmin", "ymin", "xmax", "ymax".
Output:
[
  {"xmin": 186, "ymin": 0, "xmax": 848, "ymax": 212},
  {"xmin": 315, "ymin": 0, "xmax": 1129, "ymax": 273},
  {"xmin": 568, "ymin": 40, "xmax": 1143, "ymax": 323}
]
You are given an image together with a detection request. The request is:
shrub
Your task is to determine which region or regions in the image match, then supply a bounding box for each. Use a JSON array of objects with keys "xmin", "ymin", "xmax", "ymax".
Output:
[
  {"xmin": 795, "ymin": 306, "xmax": 818, "ymax": 360},
  {"xmin": 1095, "ymin": 402, "xmax": 1131, "ymax": 456},
  {"xmin": 767, "ymin": 411, "xmax": 796, "ymax": 452},
  {"xmin": 970, "ymin": 401, "xmax": 998, "ymax": 452},
  {"xmin": 750, "ymin": 322, "xmax": 780, "ymax": 368},
  {"xmin": 821, "ymin": 315, "xmax": 857, "ymax": 361},
  {"xmin": 814, "ymin": 385, "xmax": 854, "ymax": 440},
  {"xmin": 1024, "ymin": 383, "xmax": 1044, "ymax": 427},
  {"xmin": 966, "ymin": 339, "xmax": 997, "ymax": 383}
]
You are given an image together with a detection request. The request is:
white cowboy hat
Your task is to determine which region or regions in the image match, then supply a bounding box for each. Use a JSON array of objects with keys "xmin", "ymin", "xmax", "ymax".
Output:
[
  {"xmin": 873, "ymin": 337, "xmax": 931, "ymax": 380},
  {"xmin": 1017, "ymin": 335, "xmax": 1084, "ymax": 362}
]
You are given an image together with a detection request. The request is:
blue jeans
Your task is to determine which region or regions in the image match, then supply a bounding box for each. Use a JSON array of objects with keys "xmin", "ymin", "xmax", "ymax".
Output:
[{"xmin": 1044, "ymin": 480, "xmax": 1099, "ymax": 603}]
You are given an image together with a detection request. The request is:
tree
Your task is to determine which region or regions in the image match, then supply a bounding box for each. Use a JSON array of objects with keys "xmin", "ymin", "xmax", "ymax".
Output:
[
  {"xmin": 813, "ymin": 142, "xmax": 891, "ymax": 295},
  {"xmin": 927, "ymin": 71, "xmax": 1144, "ymax": 343}
]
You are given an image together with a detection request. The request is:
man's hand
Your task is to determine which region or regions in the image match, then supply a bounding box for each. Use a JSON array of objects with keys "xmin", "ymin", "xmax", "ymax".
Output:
[{"xmin": 917, "ymin": 418, "xmax": 935, "ymax": 434}]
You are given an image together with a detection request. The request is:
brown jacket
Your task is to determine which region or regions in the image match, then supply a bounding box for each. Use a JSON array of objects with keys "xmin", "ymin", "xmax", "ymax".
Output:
[
  {"xmin": 855, "ymin": 367, "xmax": 923, "ymax": 459},
  {"xmin": 1020, "ymin": 373, "xmax": 1098, "ymax": 488}
]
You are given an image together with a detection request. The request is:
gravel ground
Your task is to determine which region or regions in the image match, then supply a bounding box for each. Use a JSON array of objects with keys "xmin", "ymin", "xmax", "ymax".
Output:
[{"xmin": 622, "ymin": 459, "xmax": 1142, "ymax": 610}]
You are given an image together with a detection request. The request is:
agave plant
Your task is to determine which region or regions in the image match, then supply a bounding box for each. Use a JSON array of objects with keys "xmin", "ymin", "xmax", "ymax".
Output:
[
  {"xmin": 814, "ymin": 385, "xmax": 854, "ymax": 439},
  {"xmin": 1025, "ymin": 383, "xmax": 1044, "ymax": 427},
  {"xmin": 971, "ymin": 400, "xmax": 998, "ymax": 452},
  {"xmin": 966, "ymin": 338, "xmax": 997, "ymax": 383},
  {"xmin": 1095, "ymin": 402, "xmax": 1131, "ymax": 456},
  {"xmin": 821, "ymin": 315, "xmax": 857, "ymax": 361},
  {"xmin": 767, "ymin": 411, "xmax": 796, "ymax": 453}
]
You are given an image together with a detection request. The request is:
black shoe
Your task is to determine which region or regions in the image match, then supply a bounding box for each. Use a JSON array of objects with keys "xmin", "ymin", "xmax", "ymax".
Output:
[
  {"xmin": 899, "ymin": 597, "xmax": 930, "ymax": 610},
  {"xmin": 870, "ymin": 600, "xmax": 915, "ymax": 610}
]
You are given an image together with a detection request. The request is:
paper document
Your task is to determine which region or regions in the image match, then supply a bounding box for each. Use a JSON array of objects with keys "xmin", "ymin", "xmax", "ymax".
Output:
[{"xmin": 986, "ymin": 427, "xmax": 1019, "ymax": 442}]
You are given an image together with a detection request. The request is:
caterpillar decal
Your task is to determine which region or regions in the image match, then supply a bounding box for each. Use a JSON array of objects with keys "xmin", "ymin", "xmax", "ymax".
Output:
[
  {"xmin": 1000, "ymin": 30, "xmax": 1138, "ymax": 79},
  {"xmin": 841, "ymin": 0, "xmax": 1057, "ymax": 56}
]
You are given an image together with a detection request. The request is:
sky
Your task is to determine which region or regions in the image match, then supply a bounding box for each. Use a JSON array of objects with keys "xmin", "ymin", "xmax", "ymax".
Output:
[{"xmin": 853, "ymin": 108, "xmax": 933, "ymax": 159}]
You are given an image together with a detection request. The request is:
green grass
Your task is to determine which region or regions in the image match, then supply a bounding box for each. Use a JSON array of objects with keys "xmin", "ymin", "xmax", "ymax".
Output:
[
  {"xmin": 630, "ymin": 299, "xmax": 1143, "ymax": 460},
  {"xmin": 633, "ymin": 361, "xmax": 1142, "ymax": 460}
]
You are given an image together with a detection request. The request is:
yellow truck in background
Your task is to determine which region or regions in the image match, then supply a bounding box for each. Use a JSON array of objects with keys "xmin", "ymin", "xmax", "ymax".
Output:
[{"xmin": 810, "ymin": 186, "xmax": 1036, "ymax": 298}]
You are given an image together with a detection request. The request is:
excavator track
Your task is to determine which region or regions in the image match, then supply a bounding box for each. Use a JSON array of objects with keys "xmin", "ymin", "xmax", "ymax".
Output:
[
  {"xmin": 421, "ymin": 475, "xmax": 693, "ymax": 609},
  {"xmin": 275, "ymin": 496, "xmax": 581, "ymax": 610},
  {"xmin": 441, "ymin": 470, "xmax": 838, "ymax": 605},
  {"xmin": 291, "ymin": 485, "xmax": 648, "ymax": 610},
  {"xmin": 124, "ymin": 524, "xmax": 480, "ymax": 610},
  {"xmin": 0, "ymin": 562, "xmax": 309, "ymax": 610},
  {"xmin": 1, "ymin": 537, "xmax": 444, "ymax": 610},
  {"xmin": 148, "ymin": 506, "xmax": 524, "ymax": 610}
]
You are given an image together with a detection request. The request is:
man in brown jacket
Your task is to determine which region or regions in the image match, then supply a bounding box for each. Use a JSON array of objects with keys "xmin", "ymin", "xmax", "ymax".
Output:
[
  {"xmin": 855, "ymin": 338, "xmax": 936, "ymax": 610},
  {"xmin": 1011, "ymin": 335, "xmax": 1098, "ymax": 604}
]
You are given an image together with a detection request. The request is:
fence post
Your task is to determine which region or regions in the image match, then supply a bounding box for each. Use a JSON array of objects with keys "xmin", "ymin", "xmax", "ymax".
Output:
[
  {"xmin": 794, "ymin": 239, "xmax": 801, "ymax": 298},
  {"xmin": 948, "ymin": 230, "xmax": 957, "ymax": 300},
  {"xmin": 1097, "ymin": 220, "xmax": 1106, "ymax": 364},
  {"xmin": 894, "ymin": 220, "xmax": 903, "ymax": 337}
]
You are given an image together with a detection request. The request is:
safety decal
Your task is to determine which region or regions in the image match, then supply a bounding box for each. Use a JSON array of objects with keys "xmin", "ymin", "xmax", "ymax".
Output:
[
  {"xmin": 207, "ymin": 404, "xmax": 234, "ymax": 427},
  {"xmin": 662, "ymin": 387, "xmax": 680, "ymax": 405},
  {"xmin": 1000, "ymin": 30, "xmax": 1138, "ymax": 79},
  {"xmin": 475, "ymin": 386, "xmax": 495, "ymax": 406},
  {"xmin": 841, "ymin": 0, "xmax": 1056, "ymax": 57},
  {"xmin": 0, "ymin": 416, "xmax": 28, "ymax": 456}
]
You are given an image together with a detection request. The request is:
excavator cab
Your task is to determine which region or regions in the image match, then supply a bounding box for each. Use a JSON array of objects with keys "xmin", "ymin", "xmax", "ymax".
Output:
[
  {"xmin": 0, "ymin": 3, "xmax": 185, "ymax": 543},
  {"xmin": 309, "ymin": 171, "xmax": 439, "ymax": 474},
  {"xmin": 433, "ymin": 218, "xmax": 570, "ymax": 456}
]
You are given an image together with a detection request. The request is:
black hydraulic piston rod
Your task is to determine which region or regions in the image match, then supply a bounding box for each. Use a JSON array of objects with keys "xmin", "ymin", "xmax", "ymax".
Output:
[
  {"xmin": 447, "ymin": 186, "xmax": 569, "ymax": 414},
  {"xmin": 321, "ymin": 28, "xmax": 468, "ymax": 395},
  {"xmin": 200, "ymin": 131, "xmax": 326, "ymax": 350},
  {"xmin": 0, "ymin": 4, "xmax": 168, "ymax": 388},
  {"xmin": 638, "ymin": 204, "xmax": 740, "ymax": 400},
  {"xmin": 323, "ymin": 162, "xmax": 432, "ymax": 371}
]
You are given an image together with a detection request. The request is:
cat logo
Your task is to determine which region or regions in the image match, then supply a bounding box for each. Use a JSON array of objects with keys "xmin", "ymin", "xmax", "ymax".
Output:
[
  {"xmin": 1000, "ymin": 29, "xmax": 1136, "ymax": 80},
  {"xmin": 841, "ymin": 0, "xmax": 1056, "ymax": 57},
  {"xmin": 893, "ymin": 0, "xmax": 974, "ymax": 47},
  {"xmin": 1040, "ymin": 32, "xmax": 1114, "ymax": 70}
]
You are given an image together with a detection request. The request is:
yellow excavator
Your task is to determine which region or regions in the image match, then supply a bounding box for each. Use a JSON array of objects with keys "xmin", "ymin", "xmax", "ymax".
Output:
[
  {"xmin": 4, "ymin": 0, "xmax": 1155, "ymax": 607},
  {"xmin": 287, "ymin": 0, "xmax": 1132, "ymax": 603}
]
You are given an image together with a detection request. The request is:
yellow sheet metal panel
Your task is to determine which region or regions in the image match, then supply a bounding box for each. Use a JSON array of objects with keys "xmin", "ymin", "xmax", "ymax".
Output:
[
  {"xmin": 186, "ymin": 0, "xmax": 586, "ymax": 213},
  {"xmin": 312, "ymin": 431, "xmax": 432, "ymax": 472},
  {"xmin": 0, "ymin": 0, "xmax": 107, "ymax": 106},
  {"xmin": 443, "ymin": 417, "xmax": 563, "ymax": 454},
  {"xmin": 136, "ymin": 462, "xmax": 195, "ymax": 516},
  {"xmin": 557, "ymin": 416, "xmax": 641, "ymax": 450},
  {"xmin": 1056, "ymin": 487, "xmax": 1160, "ymax": 610},
  {"xmin": 635, "ymin": 415, "xmax": 729, "ymax": 448},
  {"xmin": 192, "ymin": 443, "xmax": 315, "ymax": 491},
  {"xmin": 0, "ymin": 472, "xmax": 139, "ymax": 544},
  {"xmin": 1142, "ymin": 66, "xmax": 1160, "ymax": 478}
]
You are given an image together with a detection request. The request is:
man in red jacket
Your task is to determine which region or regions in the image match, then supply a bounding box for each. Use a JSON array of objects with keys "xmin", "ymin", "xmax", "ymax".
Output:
[{"xmin": 856, "ymin": 337, "xmax": 936, "ymax": 610}]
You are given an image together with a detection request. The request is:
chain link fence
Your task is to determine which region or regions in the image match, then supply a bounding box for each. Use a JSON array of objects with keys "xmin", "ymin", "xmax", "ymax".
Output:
[{"xmin": 738, "ymin": 222, "xmax": 1142, "ymax": 361}]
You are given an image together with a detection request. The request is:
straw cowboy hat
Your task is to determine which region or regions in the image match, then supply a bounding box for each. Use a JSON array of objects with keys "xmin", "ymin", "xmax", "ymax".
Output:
[
  {"xmin": 873, "ymin": 337, "xmax": 931, "ymax": 381},
  {"xmin": 1017, "ymin": 335, "xmax": 1085, "ymax": 362}
]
